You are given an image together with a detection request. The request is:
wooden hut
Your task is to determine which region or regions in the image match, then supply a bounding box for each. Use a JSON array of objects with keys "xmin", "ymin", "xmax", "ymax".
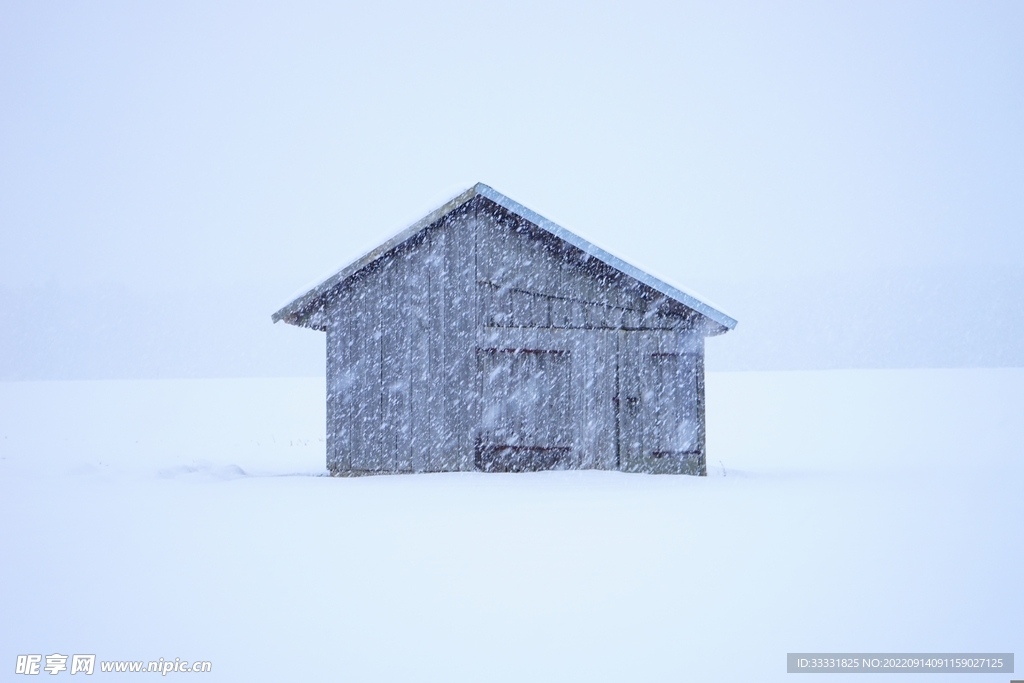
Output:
[{"xmin": 273, "ymin": 184, "xmax": 736, "ymax": 476}]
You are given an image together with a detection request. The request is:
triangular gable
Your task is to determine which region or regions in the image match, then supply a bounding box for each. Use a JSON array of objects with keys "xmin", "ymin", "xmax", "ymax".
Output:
[{"xmin": 272, "ymin": 183, "xmax": 737, "ymax": 330}]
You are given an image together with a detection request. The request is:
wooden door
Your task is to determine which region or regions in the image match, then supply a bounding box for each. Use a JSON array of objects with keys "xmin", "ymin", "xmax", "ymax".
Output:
[
  {"xmin": 475, "ymin": 328, "xmax": 618, "ymax": 471},
  {"xmin": 617, "ymin": 331, "xmax": 703, "ymax": 474},
  {"xmin": 476, "ymin": 346, "xmax": 571, "ymax": 471}
]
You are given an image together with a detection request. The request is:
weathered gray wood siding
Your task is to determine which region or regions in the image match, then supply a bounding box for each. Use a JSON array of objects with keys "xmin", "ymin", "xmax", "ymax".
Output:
[
  {"xmin": 325, "ymin": 263, "xmax": 383, "ymax": 473},
  {"xmin": 476, "ymin": 327, "xmax": 619, "ymax": 471},
  {"xmin": 324, "ymin": 204, "xmax": 478, "ymax": 474},
  {"xmin": 472, "ymin": 198, "xmax": 707, "ymax": 474},
  {"xmin": 474, "ymin": 198, "xmax": 703, "ymax": 333},
  {"xmin": 323, "ymin": 194, "xmax": 708, "ymax": 475},
  {"xmin": 617, "ymin": 330, "xmax": 705, "ymax": 475}
]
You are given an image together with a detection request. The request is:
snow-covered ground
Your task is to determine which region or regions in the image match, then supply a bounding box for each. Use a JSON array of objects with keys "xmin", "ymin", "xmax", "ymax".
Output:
[{"xmin": 1, "ymin": 370, "xmax": 1021, "ymax": 681}]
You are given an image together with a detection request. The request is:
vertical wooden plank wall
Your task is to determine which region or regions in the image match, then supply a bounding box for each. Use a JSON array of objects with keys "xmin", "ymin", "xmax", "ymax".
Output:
[
  {"xmin": 378, "ymin": 235, "xmax": 433, "ymax": 473},
  {"xmin": 379, "ymin": 255, "xmax": 402, "ymax": 472},
  {"xmin": 425, "ymin": 226, "xmax": 447, "ymax": 471},
  {"xmin": 329, "ymin": 267, "xmax": 385, "ymax": 472},
  {"xmin": 443, "ymin": 205, "xmax": 478, "ymax": 471},
  {"xmin": 407, "ymin": 238, "xmax": 431, "ymax": 473},
  {"xmin": 325, "ymin": 314, "xmax": 345, "ymax": 472},
  {"xmin": 322, "ymin": 194, "xmax": 713, "ymax": 475},
  {"xmin": 694, "ymin": 335, "xmax": 707, "ymax": 476}
]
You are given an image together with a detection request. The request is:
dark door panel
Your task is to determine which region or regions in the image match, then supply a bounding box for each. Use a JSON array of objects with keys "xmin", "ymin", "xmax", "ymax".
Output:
[
  {"xmin": 474, "ymin": 328, "xmax": 619, "ymax": 471},
  {"xmin": 618, "ymin": 331, "xmax": 703, "ymax": 474},
  {"xmin": 476, "ymin": 347, "xmax": 572, "ymax": 471}
]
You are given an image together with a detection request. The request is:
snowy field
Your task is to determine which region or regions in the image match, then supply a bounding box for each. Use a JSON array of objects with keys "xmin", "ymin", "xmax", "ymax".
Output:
[{"xmin": 1, "ymin": 369, "xmax": 1021, "ymax": 681}]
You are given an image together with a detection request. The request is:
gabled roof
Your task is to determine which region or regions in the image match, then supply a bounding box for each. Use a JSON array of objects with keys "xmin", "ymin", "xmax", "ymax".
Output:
[{"xmin": 272, "ymin": 183, "xmax": 737, "ymax": 330}]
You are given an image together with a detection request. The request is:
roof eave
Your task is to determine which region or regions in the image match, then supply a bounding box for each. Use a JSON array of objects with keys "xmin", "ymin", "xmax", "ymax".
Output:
[
  {"xmin": 271, "ymin": 185, "xmax": 481, "ymax": 325},
  {"xmin": 273, "ymin": 182, "xmax": 737, "ymax": 332},
  {"xmin": 473, "ymin": 185, "xmax": 738, "ymax": 330}
]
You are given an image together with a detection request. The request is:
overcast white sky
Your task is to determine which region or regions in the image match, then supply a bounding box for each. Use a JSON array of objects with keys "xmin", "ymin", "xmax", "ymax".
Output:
[
  {"xmin": 1, "ymin": 1, "xmax": 1022, "ymax": 377},
  {"xmin": 3, "ymin": 1, "xmax": 1021, "ymax": 286}
]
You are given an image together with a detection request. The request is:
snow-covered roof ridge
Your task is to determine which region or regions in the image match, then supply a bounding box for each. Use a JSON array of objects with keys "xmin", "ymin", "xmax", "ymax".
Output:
[{"xmin": 272, "ymin": 183, "xmax": 738, "ymax": 330}]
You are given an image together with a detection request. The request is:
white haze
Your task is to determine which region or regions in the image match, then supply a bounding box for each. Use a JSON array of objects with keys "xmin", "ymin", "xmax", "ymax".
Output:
[{"xmin": 1, "ymin": 1, "xmax": 1022, "ymax": 378}]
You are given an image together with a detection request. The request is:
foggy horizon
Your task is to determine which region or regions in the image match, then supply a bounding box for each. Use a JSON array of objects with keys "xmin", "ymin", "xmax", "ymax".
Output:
[{"xmin": 2, "ymin": 2, "xmax": 1021, "ymax": 378}]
